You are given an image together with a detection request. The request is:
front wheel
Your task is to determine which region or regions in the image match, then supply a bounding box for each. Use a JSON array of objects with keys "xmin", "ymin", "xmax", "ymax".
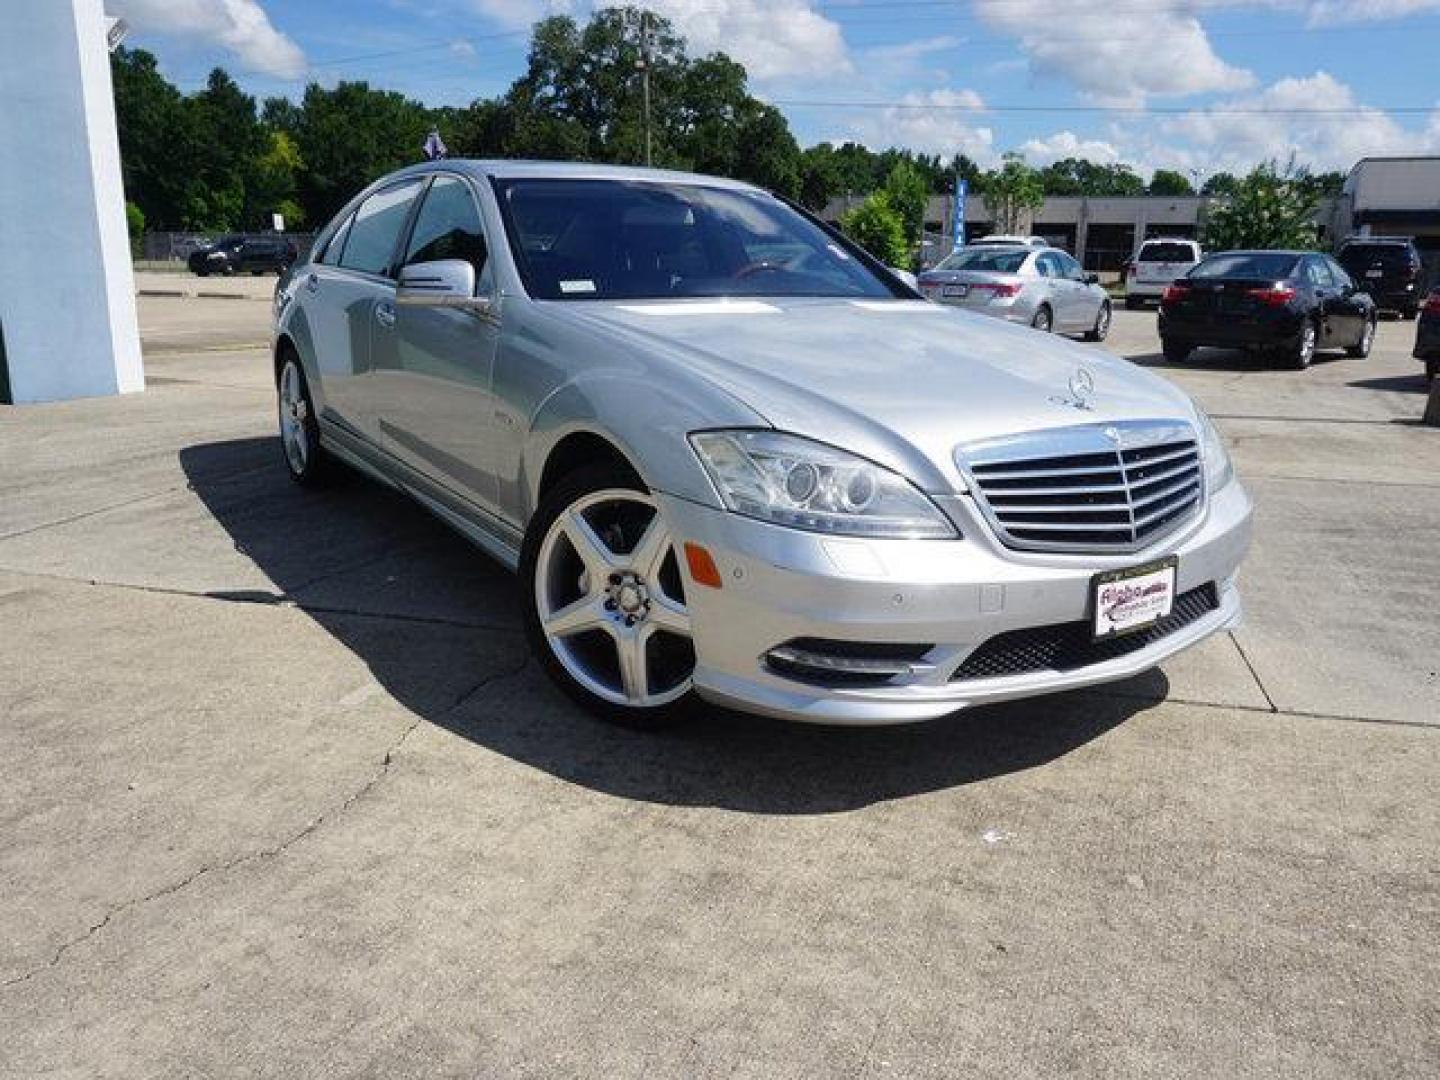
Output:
[
  {"xmin": 1030, "ymin": 305, "xmax": 1053, "ymax": 333},
  {"xmin": 1346, "ymin": 317, "xmax": 1376, "ymax": 358},
  {"xmin": 1084, "ymin": 301, "xmax": 1112, "ymax": 342},
  {"xmin": 522, "ymin": 464, "xmax": 697, "ymax": 729}
]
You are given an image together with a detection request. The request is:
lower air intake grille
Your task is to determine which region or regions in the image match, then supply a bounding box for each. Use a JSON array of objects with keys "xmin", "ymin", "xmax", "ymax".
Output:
[{"xmin": 952, "ymin": 583, "xmax": 1220, "ymax": 682}]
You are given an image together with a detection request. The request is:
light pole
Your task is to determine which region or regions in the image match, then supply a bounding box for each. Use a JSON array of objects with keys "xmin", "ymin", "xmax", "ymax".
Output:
[{"xmin": 636, "ymin": 9, "xmax": 653, "ymax": 167}]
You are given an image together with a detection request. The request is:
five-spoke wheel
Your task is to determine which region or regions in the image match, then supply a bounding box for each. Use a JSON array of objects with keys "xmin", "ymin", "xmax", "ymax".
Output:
[{"xmin": 524, "ymin": 466, "xmax": 696, "ymax": 726}]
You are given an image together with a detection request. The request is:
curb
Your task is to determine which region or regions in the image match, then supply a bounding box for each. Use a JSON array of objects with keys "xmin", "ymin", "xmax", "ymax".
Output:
[
  {"xmin": 195, "ymin": 291, "xmax": 255, "ymax": 301},
  {"xmin": 138, "ymin": 288, "xmax": 188, "ymax": 298}
]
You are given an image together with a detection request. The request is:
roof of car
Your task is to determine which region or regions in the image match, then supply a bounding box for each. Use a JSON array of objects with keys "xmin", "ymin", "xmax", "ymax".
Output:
[{"xmin": 388, "ymin": 158, "xmax": 763, "ymax": 191}]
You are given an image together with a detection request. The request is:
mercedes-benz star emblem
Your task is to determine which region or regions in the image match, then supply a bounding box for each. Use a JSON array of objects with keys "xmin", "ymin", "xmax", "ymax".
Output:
[
  {"xmin": 1103, "ymin": 425, "xmax": 1123, "ymax": 445},
  {"xmin": 1069, "ymin": 367, "xmax": 1096, "ymax": 403}
]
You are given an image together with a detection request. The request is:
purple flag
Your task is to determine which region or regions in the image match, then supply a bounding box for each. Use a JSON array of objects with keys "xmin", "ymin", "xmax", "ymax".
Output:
[{"xmin": 423, "ymin": 129, "xmax": 448, "ymax": 161}]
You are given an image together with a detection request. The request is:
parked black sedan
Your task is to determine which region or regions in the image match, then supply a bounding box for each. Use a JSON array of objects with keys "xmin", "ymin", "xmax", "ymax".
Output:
[
  {"xmin": 187, "ymin": 234, "xmax": 297, "ymax": 277},
  {"xmin": 1415, "ymin": 286, "xmax": 1440, "ymax": 383},
  {"xmin": 1159, "ymin": 250, "xmax": 1376, "ymax": 370}
]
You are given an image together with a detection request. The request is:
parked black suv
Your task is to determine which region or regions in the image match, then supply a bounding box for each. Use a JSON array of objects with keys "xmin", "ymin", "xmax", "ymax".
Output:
[
  {"xmin": 1336, "ymin": 236, "xmax": 1425, "ymax": 319},
  {"xmin": 187, "ymin": 234, "xmax": 298, "ymax": 277}
]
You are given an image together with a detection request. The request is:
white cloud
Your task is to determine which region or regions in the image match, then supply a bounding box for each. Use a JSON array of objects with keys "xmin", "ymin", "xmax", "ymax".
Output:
[
  {"xmin": 973, "ymin": 0, "xmax": 1253, "ymax": 104},
  {"xmin": 1159, "ymin": 71, "xmax": 1440, "ymax": 173},
  {"xmin": 844, "ymin": 89, "xmax": 996, "ymax": 164},
  {"xmin": 1300, "ymin": 0, "xmax": 1440, "ymax": 23},
  {"xmin": 1019, "ymin": 130, "xmax": 1122, "ymax": 166},
  {"xmin": 468, "ymin": 0, "xmax": 850, "ymax": 80},
  {"xmin": 109, "ymin": 0, "xmax": 306, "ymax": 79}
]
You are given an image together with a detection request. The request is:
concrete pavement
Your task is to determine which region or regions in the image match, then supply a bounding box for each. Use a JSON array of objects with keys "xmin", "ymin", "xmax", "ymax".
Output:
[{"xmin": 1, "ymin": 297, "xmax": 1436, "ymax": 1078}]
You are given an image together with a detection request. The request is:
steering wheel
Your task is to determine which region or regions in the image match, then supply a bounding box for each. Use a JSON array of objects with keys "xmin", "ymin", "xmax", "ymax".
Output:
[{"xmin": 733, "ymin": 260, "xmax": 785, "ymax": 280}]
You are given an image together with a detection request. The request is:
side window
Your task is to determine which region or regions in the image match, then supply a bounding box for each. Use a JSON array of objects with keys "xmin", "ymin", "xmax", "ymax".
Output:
[
  {"xmin": 316, "ymin": 213, "xmax": 354, "ymax": 266},
  {"xmin": 1057, "ymin": 252, "xmax": 1084, "ymax": 279},
  {"xmin": 403, "ymin": 176, "xmax": 489, "ymax": 285},
  {"xmin": 1305, "ymin": 257, "xmax": 1332, "ymax": 287},
  {"xmin": 1325, "ymin": 257, "xmax": 1353, "ymax": 290},
  {"xmin": 338, "ymin": 179, "xmax": 423, "ymax": 278},
  {"xmin": 1036, "ymin": 253, "xmax": 1057, "ymax": 278}
]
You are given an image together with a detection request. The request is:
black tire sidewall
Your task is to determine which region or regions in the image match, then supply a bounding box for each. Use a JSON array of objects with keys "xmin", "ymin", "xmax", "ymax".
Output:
[
  {"xmin": 279, "ymin": 357, "xmax": 328, "ymax": 486},
  {"xmin": 520, "ymin": 463, "xmax": 696, "ymax": 730},
  {"xmin": 1032, "ymin": 305, "xmax": 1053, "ymax": 332}
]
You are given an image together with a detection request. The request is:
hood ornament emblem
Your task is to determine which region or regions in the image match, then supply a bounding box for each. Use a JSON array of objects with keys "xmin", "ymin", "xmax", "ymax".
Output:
[{"xmin": 1051, "ymin": 366, "xmax": 1097, "ymax": 411}]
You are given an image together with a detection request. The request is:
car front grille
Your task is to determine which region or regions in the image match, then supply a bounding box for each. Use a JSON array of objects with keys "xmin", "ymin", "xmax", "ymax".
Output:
[
  {"xmin": 951, "ymin": 583, "xmax": 1220, "ymax": 682},
  {"xmin": 959, "ymin": 421, "xmax": 1204, "ymax": 553}
]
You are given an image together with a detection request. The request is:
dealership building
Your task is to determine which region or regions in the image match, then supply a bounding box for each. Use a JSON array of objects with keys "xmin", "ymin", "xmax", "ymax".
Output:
[{"xmin": 822, "ymin": 155, "xmax": 1440, "ymax": 275}]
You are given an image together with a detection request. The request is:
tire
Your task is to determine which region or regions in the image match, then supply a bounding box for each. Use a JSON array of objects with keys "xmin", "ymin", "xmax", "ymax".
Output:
[
  {"xmin": 1030, "ymin": 305, "xmax": 1053, "ymax": 333},
  {"xmin": 1161, "ymin": 338, "xmax": 1191, "ymax": 363},
  {"xmin": 1346, "ymin": 317, "xmax": 1376, "ymax": 359},
  {"xmin": 195, "ymin": 268, "xmax": 210, "ymax": 278},
  {"xmin": 1288, "ymin": 319, "xmax": 1318, "ymax": 370},
  {"xmin": 277, "ymin": 354, "xmax": 330, "ymax": 486},
  {"xmin": 1124, "ymin": 296, "xmax": 1142, "ymax": 311},
  {"xmin": 521, "ymin": 463, "xmax": 697, "ymax": 729},
  {"xmin": 1084, "ymin": 301, "xmax": 1112, "ymax": 342}
]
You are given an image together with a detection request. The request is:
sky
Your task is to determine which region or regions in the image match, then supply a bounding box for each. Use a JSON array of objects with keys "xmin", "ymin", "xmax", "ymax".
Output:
[{"xmin": 107, "ymin": 0, "xmax": 1440, "ymax": 182}]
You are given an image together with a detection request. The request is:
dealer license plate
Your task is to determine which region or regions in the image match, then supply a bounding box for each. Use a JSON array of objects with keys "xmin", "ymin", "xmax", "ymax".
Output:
[
  {"xmin": 1092, "ymin": 557, "xmax": 1178, "ymax": 639},
  {"xmin": 943, "ymin": 284, "xmax": 969, "ymax": 298}
]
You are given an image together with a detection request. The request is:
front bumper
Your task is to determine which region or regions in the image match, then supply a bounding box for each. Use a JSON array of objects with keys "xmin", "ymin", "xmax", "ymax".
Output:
[{"xmin": 660, "ymin": 478, "xmax": 1253, "ymax": 725}]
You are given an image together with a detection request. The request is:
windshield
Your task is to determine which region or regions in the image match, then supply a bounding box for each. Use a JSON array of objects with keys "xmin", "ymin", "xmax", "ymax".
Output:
[
  {"xmin": 1190, "ymin": 253, "xmax": 1299, "ymax": 280},
  {"xmin": 934, "ymin": 248, "xmax": 1029, "ymax": 273},
  {"xmin": 494, "ymin": 178, "xmax": 899, "ymax": 301},
  {"xmin": 1138, "ymin": 242, "xmax": 1196, "ymax": 262}
]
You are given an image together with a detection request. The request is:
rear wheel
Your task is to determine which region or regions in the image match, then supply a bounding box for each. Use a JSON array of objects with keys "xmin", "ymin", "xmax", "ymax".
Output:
[
  {"xmin": 1084, "ymin": 301, "xmax": 1112, "ymax": 342},
  {"xmin": 522, "ymin": 464, "xmax": 697, "ymax": 729},
  {"xmin": 1288, "ymin": 319, "xmax": 1318, "ymax": 370},
  {"xmin": 1346, "ymin": 317, "xmax": 1376, "ymax": 358},
  {"xmin": 277, "ymin": 355, "xmax": 330, "ymax": 486},
  {"xmin": 1161, "ymin": 338, "xmax": 1191, "ymax": 363},
  {"xmin": 1030, "ymin": 305, "xmax": 1053, "ymax": 333}
]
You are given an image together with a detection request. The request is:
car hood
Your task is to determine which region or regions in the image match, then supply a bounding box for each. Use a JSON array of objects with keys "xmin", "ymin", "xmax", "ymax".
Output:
[{"xmin": 555, "ymin": 296, "xmax": 1197, "ymax": 492}]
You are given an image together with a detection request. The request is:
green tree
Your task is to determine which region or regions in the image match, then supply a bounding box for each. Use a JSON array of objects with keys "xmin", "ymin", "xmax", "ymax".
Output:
[
  {"xmin": 839, "ymin": 193, "xmax": 908, "ymax": 266},
  {"xmin": 982, "ymin": 153, "xmax": 1045, "ymax": 234},
  {"xmin": 1040, "ymin": 158, "xmax": 1145, "ymax": 196},
  {"xmin": 1201, "ymin": 171, "xmax": 1240, "ymax": 197},
  {"xmin": 1148, "ymin": 169, "xmax": 1194, "ymax": 196},
  {"xmin": 882, "ymin": 159, "xmax": 929, "ymax": 249},
  {"xmin": 124, "ymin": 201, "xmax": 145, "ymax": 257},
  {"xmin": 251, "ymin": 130, "xmax": 305, "ymax": 228},
  {"xmin": 1201, "ymin": 160, "xmax": 1321, "ymax": 251},
  {"xmin": 110, "ymin": 48, "xmax": 194, "ymax": 228}
]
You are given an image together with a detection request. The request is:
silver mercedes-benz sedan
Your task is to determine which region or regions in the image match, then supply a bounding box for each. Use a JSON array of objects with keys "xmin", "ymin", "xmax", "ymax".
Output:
[
  {"xmin": 917, "ymin": 244, "xmax": 1112, "ymax": 339},
  {"xmin": 272, "ymin": 160, "xmax": 1251, "ymax": 727}
]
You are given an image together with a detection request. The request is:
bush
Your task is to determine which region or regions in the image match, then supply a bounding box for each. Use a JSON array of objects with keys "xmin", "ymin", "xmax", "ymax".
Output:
[
  {"xmin": 124, "ymin": 201, "xmax": 145, "ymax": 258},
  {"xmin": 839, "ymin": 193, "xmax": 909, "ymax": 267}
]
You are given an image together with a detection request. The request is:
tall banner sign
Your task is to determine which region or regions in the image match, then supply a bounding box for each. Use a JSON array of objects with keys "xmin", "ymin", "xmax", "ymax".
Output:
[{"xmin": 952, "ymin": 178, "xmax": 968, "ymax": 249}]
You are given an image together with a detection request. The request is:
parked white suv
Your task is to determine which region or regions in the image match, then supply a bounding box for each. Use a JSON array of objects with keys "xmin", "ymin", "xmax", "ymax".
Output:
[{"xmin": 1127, "ymin": 238, "xmax": 1203, "ymax": 308}]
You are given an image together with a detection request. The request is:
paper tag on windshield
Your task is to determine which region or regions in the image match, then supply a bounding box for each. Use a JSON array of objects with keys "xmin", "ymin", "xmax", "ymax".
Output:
[{"xmin": 559, "ymin": 279, "xmax": 597, "ymax": 294}]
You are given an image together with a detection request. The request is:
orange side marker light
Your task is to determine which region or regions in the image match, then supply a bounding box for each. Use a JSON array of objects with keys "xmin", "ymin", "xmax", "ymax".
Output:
[{"xmin": 683, "ymin": 542, "xmax": 723, "ymax": 589}]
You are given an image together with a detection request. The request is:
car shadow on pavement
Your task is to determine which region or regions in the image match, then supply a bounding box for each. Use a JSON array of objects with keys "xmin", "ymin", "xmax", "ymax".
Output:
[
  {"xmin": 181, "ymin": 437, "xmax": 1166, "ymax": 814},
  {"xmin": 1128, "ymin": 347, "xmax": 1351, "ymax": 372},
  {"xmin": 1348, "ymin": 374, "xmax": 1430, "ymax": 393}
]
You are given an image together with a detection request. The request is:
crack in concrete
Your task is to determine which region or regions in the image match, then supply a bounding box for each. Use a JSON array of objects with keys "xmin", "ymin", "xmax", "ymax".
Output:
[
  {"xmin": 1228, "ymin": 631, "xmax": 1279, "ymax": 712},
  {"xmin": 0, "ymin": 656, "xmax": 530, "ymax": 990},
  {"xmin": 0, "ymin": 565, "xmax": 523, "ymax": 635}
]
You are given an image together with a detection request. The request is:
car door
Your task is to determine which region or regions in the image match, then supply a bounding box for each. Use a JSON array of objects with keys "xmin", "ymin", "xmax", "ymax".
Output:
[
  {"xmin": 1055, "ymin": 251, "xmax": 1097, "ymax": 330},
  {"xmin": 1324, "ymin": 256, "xmax": 1369, "ymax": 345},
  {"xmin": 374, "ymin": 173, "xmax": 503, "ymax": 515},
  {"xmin": 300, "ymin": 177, "xmax": 424, "ymax": 442},
  {"xmin": 1037, "ymin": 252, "xmax": 1078, "ymax": 329},
  {"xmin": 1303, "ymin": 255, "xmax": 1349, "ymax": 348}
]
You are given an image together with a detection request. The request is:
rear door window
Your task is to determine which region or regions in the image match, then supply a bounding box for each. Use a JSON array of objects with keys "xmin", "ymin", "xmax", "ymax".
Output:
[
  {"xmin": 338, "ymin": 179, "xmax": 424, "ymax": 278},
  {"xmin": 1303, "ymin": 257, "xmax": 1333, "ymax": 287}
]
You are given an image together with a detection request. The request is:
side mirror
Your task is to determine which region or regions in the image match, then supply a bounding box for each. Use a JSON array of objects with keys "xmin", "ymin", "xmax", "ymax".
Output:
[
  {"xmin": 889, "ymin": 267, "xmax": 919, "ymax": 290},
  {"xmin": 1084, "ymin": 273, "xmax": 1101, "ymax": 285},
  {"xmin": 396, "ymin": 259, "xmax": 491, "ymax": 312}
]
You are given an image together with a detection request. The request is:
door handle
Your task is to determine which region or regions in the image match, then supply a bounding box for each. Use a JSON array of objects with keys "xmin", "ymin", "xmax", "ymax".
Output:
[{"xmin": 375, "ymin": 303, "xmax": 396, "ymax": 329}]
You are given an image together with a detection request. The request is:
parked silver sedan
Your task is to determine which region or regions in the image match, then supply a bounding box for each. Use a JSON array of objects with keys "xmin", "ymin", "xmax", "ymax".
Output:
[
  {"xmin": 918, "ymin": 245, "xmax": 1112, "ymax": 340},
  {"xmin": 272, "ymin": 161, "xmax": 1249, "ymax": 727}
]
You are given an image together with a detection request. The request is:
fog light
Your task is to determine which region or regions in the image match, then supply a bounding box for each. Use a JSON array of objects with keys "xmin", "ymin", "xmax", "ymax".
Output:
[{"xmin": 765, "ymin": 639, "xmax": 934, "ymax": 688}]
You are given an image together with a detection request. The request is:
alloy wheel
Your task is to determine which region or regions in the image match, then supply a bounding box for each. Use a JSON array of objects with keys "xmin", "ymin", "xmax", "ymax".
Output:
[
  {"xmin": 534, "ymin": 488, "xmax": 694, "ymax": 708},
  {"xmin": 278, "ymin": 360, "xmax": 310, "ymax": 474}
]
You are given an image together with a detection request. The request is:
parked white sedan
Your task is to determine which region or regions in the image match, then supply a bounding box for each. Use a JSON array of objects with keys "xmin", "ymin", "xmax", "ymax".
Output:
[{"xmin": 917, "ymin": 245, "xmax": 1112, "ymax": 340}]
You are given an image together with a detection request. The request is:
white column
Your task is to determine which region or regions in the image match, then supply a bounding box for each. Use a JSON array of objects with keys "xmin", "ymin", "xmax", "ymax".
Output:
[{"xmin": 0, "ymin": 0, "xmax": 143, "ymax": 403}]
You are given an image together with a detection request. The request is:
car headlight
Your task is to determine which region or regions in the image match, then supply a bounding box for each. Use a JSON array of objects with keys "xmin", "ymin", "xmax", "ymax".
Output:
[
  {"xmin": 689, "ymin": 430, "xmax": 957, "ymax": 539},
  {"xmin": 1195, "ymin": 407, "xmax": 1235, "ymax": 491}
]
